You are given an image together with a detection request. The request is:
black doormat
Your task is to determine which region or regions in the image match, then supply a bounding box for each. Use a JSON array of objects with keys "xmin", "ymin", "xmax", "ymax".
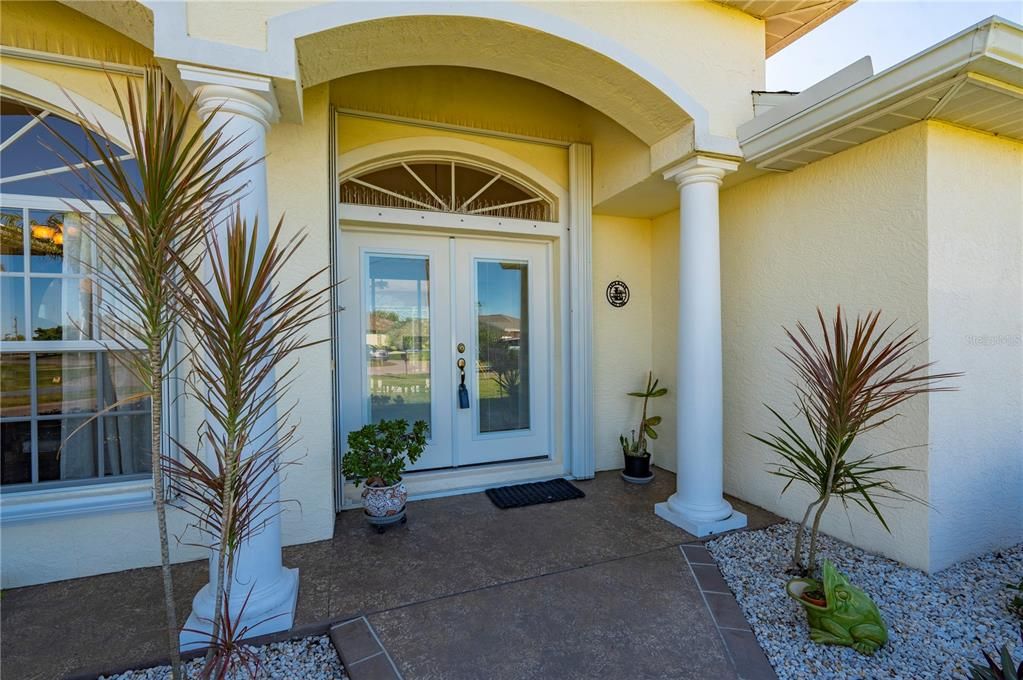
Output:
[{"xmin": 485, "ymin": 478, "xmax": 585, "ymax": 509}]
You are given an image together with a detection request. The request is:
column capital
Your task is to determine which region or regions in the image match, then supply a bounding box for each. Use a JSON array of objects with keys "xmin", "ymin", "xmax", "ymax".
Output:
[
  {"xmin": 178, "ymin": 65, "xmax": 279, "ymax": 130},
  {"xmin": 663, "ymin": 155, "xmax": 740, "ymax": 188}
]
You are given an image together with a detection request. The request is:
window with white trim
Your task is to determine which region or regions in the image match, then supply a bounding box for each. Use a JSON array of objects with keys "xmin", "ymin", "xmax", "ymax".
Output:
[
  {"xmin": 1, "ymin": 95, "xmax": 151, "ymax": 490},
  {"xmin": 340, "ymin": 159, "xmax": 557, "ymax": 222}
]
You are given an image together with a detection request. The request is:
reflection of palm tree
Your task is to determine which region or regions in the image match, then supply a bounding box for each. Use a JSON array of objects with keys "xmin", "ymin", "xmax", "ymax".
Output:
[{"xmin": 1, "ymin": 212, "xmax": 23, "ymax": 271}]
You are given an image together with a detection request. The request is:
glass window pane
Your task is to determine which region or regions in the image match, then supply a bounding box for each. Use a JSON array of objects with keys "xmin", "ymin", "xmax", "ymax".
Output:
[
  {"xmin": 28, "ymin": 209, "xmax": 65, "ymax": 273},
  {"xmin": 36, "ymin": 352, "xmax": 96, "ymax": 416},
  {"xmin": 0, "ymin": 420, "xmax": 32, "ymax": 485},
  {"xmin": 28, "ymin": 210, "xmax": 92, "ymax": 274},
  {"xmin": 37, "ymin": 417, "xmax": 96, "ymax": 482},
  {"xmin": 1, "ymin": 207, "xmax": 24, "ymax": 272},
  {"xmin": 0, "ymin": 352, "xmax": 31, "ymax": 418},
  {"xmin": 30, "ymin": 276, "xmax": 93, "ymax": 341},
  {"xmin": 476, "ymin": 260, "xmax": 530, "ymax": 433},
  {"xmin": 103, "ymin": 413, "xmax": 151, "ymax": 476},
  {"xmin": 366, "ymin": 255, "xmax": 431, "ymax": 428},
  {"xmin": 100, "ymin": 353, "xmax": 149, "ymax": 411},
  {"xmin": 1, "ymin": 277, "xmax": 26, "ymax": 341}
]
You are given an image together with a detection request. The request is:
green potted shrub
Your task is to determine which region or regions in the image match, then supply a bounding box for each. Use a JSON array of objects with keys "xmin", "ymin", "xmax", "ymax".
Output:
[
  {"xmin": 619, "ymin": 372, "xmax": 667, "ymax": 484},
  {"xmin": 342, "ymin": 419, "xmax": 428, "ymax": 532}
]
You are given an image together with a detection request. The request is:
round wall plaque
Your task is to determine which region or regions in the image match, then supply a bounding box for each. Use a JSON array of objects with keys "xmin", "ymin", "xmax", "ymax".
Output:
[{"xmin": 606, "ymin": 280, "xmax": 630, "ymax": 308}]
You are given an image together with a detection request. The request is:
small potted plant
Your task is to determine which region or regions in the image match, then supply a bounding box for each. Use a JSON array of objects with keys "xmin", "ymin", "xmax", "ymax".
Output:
[
  {"xmin": 619, "ymin": 371, "xmax": 667, "ymax": 484},
  {"xmin": 342, "ymin": 418, "xmax": 428, "ymax": 532},
  {"xmin": 785, "ymin": 560, "xmax": 888, "ymax": 655}
]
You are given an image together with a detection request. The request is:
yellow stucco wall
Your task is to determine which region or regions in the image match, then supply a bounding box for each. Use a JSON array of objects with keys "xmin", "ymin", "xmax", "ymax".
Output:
[
  {"xmin": 1, "ymin": 0, "xmax": 152, "ymax": 65},
  {"xmin": 331, "ymin": 67, "xmax": 648, "ymax": 206},
  {"xmin": 265, "ymin": 84, "xmax": 338, "ymax": 546},
  {"xmin": 592, "ymin": 216, "xmax": 654, "ymax": 472},
  {"xmin": 182, "ymin": 0, "xmax": 763, "ymax": 144},
  {"xmin": 717, "ymin": 123, "xmax": 932, "ymax": 570},
  {"xmin": 541, "ymin": 0, "xmax": 764, "ymax": 139}
]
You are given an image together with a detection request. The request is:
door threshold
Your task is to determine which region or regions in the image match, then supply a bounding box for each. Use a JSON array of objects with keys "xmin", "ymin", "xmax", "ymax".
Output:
[{"xmin": 339, "ymin": 458, "xmax": 569, "ymax": 510}]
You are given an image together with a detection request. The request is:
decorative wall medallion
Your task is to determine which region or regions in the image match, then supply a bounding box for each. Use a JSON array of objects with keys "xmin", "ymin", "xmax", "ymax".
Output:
[{"xmin": 606, "ymin": 280, "xmax": 630, "ymax": 308}]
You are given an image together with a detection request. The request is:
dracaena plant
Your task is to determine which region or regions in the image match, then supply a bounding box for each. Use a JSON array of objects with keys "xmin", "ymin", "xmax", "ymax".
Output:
[
  {"xmin": 619, "ymin": 371, "xmax": 667, "ymax": 458},
  {"xmin": 46, "ymin": 67, "xmax": 252, "ymax": 679},
  {"xmin": 165, "ymin": 213, "xmax": 328, "ymax": 672},
  {"xmin": 342, "ymin": 419, "xmax": 428, "ymax": 487},
  {"xmin": 750, "ymin": 308, "xmax": 960, "ymax": 577}
]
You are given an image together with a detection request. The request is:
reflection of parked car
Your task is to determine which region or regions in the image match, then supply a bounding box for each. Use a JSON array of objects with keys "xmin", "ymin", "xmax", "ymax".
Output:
[{"xmin": 368, "ymin": 345, "xmax": 390, "ymax": 360}]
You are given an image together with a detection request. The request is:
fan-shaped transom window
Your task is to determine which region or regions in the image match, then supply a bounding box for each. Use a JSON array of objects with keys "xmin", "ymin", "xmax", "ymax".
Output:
[
  {"xmin": 0, "ymin": 97, "xmax": 138, "ymax": 201},
  {"xmin": 340, "ymin": 159, "xmax": 556, "ymax": 222}
]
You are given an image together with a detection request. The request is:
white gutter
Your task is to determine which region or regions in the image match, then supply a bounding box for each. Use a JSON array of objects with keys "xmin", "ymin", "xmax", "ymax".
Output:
[{"xmin": 740, "ymin": 16, "xmax": 1023, "ymax": 164}]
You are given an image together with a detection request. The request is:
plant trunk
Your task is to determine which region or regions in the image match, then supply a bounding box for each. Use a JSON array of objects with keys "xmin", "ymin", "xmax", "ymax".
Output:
[
  {"xmin": 806, "ymin": 448, "xmax": 840, "ymax": 578},
  {"xmin": 806, "ymin": 491, "xmax": 832, "ymax": 577},
  {"xmin": 637, "ymin": 372, "xmax": 652, "ymax": 454},
  {"xmin": 792, "ymin": 499, "xmax": 820, "ymax": 574},
  {"xmin": 206, "ymin": 434, "xmax": 240, "ymax": 662},
  {"xmin": 151, "ymin": 351, "xmax": 182, "ymax": 679}
]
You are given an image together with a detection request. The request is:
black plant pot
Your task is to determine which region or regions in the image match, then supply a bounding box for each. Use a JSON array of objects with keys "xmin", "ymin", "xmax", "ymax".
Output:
[{"xmin": 622, "ymin": 453, "xmax": 653, "ymax": 483}]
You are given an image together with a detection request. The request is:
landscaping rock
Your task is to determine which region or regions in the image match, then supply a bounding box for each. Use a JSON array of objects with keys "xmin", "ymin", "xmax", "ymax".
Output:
[
  {"xmin": 708, "ymin": 522, "xmax": 1023, "ymax": 680},
  {"xmin": 100, "ymin": 635, "xmax": 346, "ymax": 680}
]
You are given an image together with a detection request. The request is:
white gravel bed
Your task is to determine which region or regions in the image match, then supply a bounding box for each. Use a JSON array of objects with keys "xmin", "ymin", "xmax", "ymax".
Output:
[
  {"xmin": 707, "ymin": 522, "xmax": 1022, "ymax": 680},
  {"xmin": 100, "ymin": 635, "xmax": 347, "ymax": 680}
]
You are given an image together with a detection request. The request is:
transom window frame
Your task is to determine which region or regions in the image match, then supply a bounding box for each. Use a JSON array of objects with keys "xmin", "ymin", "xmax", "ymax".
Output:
[
  {"xmin": 338, "ymin": 148, "xmax": 567, "ymax": 238},
  {"xmin": 0, "ymin": 90, "xmax": 170, "ymax": 498}
]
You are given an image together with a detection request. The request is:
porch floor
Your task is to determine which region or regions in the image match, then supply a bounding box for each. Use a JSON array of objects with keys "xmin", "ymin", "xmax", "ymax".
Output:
[{"xmin": 2, "ymin": 470, "xmax": 781, "ymax": 679}]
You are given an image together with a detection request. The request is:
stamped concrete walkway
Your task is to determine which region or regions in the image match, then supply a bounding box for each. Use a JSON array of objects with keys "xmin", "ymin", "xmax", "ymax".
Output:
[{"xmin": 2, "ymin": 470, "xmax": 780, "ymax": 679}]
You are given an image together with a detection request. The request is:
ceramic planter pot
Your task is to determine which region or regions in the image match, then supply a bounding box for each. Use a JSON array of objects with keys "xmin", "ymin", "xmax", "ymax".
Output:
[
  {"xmin": 621, "ymin": 453, "xmax": 654, "ymax": 483},
  {"xmin": 362, "ymin": 480, "xmax": 407, "ymax": 519},
  {"xmin": 785, "ymin": 560, "xmax": 888, "ymax": 655}
]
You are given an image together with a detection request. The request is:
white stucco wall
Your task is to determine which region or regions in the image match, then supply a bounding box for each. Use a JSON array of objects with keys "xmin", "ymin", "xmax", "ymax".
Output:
[
  {"xmin": 925, "ymin": 122, "xmax": 1023, "ymax": 571},
  {"xmin": 592, "ymin": 215, "xmax": 654, "ymax": 472},
  {"xmin": 718, "ymin": 123, "xmax": 933, "ymax": 570}
]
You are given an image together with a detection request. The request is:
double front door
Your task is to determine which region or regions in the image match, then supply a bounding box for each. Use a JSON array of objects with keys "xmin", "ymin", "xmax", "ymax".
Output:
[{"xmin": 340, "ymin": 229, "xmax": 552, "ymax": 471}]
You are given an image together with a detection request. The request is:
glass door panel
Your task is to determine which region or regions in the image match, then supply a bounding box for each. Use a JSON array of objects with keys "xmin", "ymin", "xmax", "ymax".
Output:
[
  {"xmin": 365, "ymin": 254, "xmax": 432, "ymax": 428},
  {"xmin": 339, "ymin": 230, "xmax": 453, "ymax": 472},
  {"xmin": 475, "ymin": 260, "xmax": 530, "ymax": 434},
  {"xmin": 454, "ymin": 238, "xmax": 550, "ymax": 466}
]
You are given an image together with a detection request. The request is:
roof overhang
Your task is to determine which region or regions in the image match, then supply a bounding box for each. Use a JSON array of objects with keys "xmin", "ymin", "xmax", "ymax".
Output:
[
  {"xmin": 715, "ymin": 0, "xmax": 855, "ymax": 56},
  {"xmin": 739, "ymin": 16, "xmax": 1023, "ymax": 174}
]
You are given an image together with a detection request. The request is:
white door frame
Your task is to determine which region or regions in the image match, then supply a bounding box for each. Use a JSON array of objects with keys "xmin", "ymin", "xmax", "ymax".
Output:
[{"xmin": 330, "ymin": 109, "xmax": 594, "ymax": 509}]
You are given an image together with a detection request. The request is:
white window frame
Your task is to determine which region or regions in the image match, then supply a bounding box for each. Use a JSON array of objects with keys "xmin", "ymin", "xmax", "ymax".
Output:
[{"xmin": 0, "ymin": 93, "xmax": 175, "ymax": 519}]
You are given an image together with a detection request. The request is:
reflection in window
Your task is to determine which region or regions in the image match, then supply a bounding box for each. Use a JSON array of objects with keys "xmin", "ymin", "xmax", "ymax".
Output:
[
  {"xmin": 476, "ymin": 260, "xmax": 530, "ymax": 433},
  {"xmin": 365, "ymin": 255, "xmax": 431, "ymax": 430},
  {"xmin": 0, "ymin": 95, "xmax": 150, "ymax": 490}
]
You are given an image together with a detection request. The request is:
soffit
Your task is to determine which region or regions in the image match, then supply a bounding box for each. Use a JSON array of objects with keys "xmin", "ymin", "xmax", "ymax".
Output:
[{"xmin": 715, "ymin": 0, "xmax": 855, "ymax": 56}]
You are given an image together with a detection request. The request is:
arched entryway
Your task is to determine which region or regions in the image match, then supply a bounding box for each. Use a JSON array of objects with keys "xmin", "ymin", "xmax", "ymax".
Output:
[{"xmin": 332, "ymin": 130, "xmax": 579, "ymax": 506}]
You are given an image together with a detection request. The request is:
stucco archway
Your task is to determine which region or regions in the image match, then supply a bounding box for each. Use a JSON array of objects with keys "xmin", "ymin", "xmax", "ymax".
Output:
[{"xmin": 280, "ymin": 6, "xmax": 699, "ymax": 146}]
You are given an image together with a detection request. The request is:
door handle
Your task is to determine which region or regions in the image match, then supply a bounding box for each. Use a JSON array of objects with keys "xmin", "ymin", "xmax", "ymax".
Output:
[{"xmin": 457, "ymin": 357, "xmax": 470, "ymax": 409}]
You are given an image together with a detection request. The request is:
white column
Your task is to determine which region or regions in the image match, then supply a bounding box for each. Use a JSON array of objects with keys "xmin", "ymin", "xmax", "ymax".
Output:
[
  {"xmin": 568, "ymin": 143, "xmax": 595, "ymax": 479},
  {"xmin": 654, "ymin": 155, "xmax": 747, "ymax": 537},
  {"xmin": 177, "ymin": 67, "xmax": 298, "ymax": 650}
]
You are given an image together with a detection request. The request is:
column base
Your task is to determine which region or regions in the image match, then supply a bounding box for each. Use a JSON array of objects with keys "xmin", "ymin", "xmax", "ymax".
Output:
[
  {"xmin": 655, "ymin": 502, "xmax": 747, "ymax": 537},
  {"xmin": 180, "ymin": 567, "xmax": 299, "ymax": 652}
]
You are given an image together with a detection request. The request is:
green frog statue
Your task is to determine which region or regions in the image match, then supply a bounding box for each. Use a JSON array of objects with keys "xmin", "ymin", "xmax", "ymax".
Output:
[{"xmin": 786, "ymin": 560, "xmax": 888, "ymax": 655}]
